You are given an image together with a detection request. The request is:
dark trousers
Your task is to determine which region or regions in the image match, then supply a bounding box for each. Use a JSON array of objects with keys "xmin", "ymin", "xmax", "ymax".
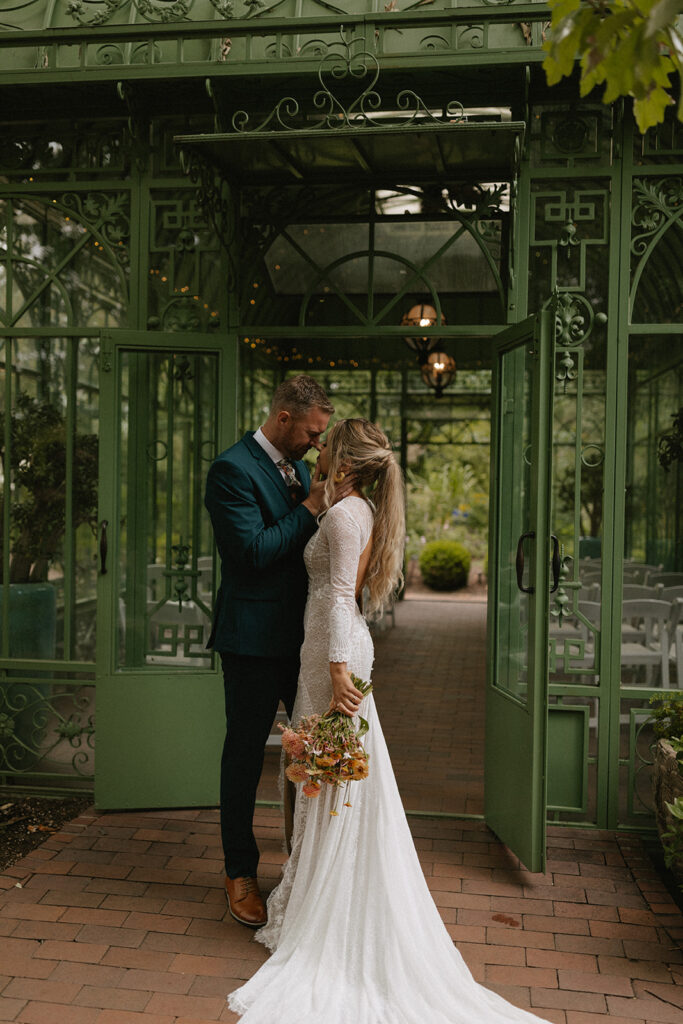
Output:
[{"xmin": 220, "ymin": 651, "xmax": 299, "ymax": 879}]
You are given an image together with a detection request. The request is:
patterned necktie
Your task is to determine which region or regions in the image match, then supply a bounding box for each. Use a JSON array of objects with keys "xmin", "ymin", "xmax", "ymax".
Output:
[{"xmin": 277, "ymin": 458, "xmax": 302, "ymax": 498}]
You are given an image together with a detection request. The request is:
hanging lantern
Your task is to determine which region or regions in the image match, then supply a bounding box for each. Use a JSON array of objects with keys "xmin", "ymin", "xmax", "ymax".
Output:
[
  {"xmin": 401, "ymin": 302, "xmax": 446, "ymax": 364},
  {"xmin": 421, "ymin": 350, "xmax": 456, "ymax": 398}
]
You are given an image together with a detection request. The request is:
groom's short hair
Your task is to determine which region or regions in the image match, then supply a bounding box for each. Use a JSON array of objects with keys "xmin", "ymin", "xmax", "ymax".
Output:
[{"xmin": 270, "ymin": 375, "xmax": 335, "ymax": 418}]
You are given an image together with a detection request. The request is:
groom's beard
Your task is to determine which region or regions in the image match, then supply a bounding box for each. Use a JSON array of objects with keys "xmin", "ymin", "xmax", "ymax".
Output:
[{"xmin": 283, "ymin": 440, "xmax": 313, "ymax": 461}]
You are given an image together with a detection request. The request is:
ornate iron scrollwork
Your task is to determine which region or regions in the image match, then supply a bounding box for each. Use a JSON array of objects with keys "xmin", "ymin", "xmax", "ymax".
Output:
[
  {"xmin": 550, "ymin": 552, "xmax": 573, "ymax": 626},
  {"xmin": 230, "ymin": 28, "xmax": 466, "ymax": 136},
  {"xmin": 548, "ymin": 288, "xmax": 607, "ymax": 351},
  {"xmin": 60, "ymin": 192, "xmax": 131, "ymax": 267},
  {"xmin": 631, "ymin": 176, "xmax": 683, "ymax": 256},
  {"xmin": 68, "ymin": 0, "xmax": 234, "ymax": 25},
  {"xmin": 171, "ymin": 537, "xmax": 192, "ymax": 610},
  {"xmin": 178, "ymin": 148, "xmax": 236, "ymax": 292},
  {"xmin": 0, "ymin": 682, "xmax": 95, "ymax": 779}
]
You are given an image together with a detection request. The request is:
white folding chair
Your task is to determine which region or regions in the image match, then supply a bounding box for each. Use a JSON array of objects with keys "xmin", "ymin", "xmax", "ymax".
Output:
[
  {"xmin": 649, "ymin": 572, "xmax": 683, "ymax": 589},
  {"xmin": 623, "ymin": 583, "xmax": 664, "ymax": 600},
  {"xmin": 620, "ymin": 598, "xmax": 676, "ymax": 687},
  {"xmin": 621, "ymin": 585, "xmax": 664, "ymax": 640},
  {"xmin": 666, "ymin": 597, "xmax": 683, "ymax": 689},
  {"xmin": 622, "ymin": 563, "xmax": 663, "ymax": 585}
]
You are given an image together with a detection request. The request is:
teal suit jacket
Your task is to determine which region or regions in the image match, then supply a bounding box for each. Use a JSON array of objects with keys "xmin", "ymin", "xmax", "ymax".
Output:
[{"xmin": 204, "ymin": 432, "xmax": 318, "ymax": 657}]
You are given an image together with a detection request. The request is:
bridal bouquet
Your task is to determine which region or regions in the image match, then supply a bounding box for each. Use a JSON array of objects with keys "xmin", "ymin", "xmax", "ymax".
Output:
[{"xmin": 280, "ymin": 674, "xmax": 372, "ymax": 813}]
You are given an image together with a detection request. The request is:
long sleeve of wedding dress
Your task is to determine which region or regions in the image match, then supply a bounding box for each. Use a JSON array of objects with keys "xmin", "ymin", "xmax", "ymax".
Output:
[
  {"xmin": 227, "ymin": 496, "xmax": 551, "ymax": 1024},
  {"xmin": 325, "ymin": 500, "xmax": 366, "ymax": 664}
]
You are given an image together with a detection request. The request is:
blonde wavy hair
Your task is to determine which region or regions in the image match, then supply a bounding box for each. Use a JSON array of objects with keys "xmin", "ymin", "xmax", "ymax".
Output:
[{"xmin": 322, "ymin": 419, "xmax": 405, "ymax": 617}]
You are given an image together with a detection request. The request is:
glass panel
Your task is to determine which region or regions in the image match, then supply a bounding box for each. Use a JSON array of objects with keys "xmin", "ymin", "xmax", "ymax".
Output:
[
  {"xmin": 631, "ymin": 176, "xmax": 683, "ymax": 324},
  {"xmin": 374, "ymin": 221, "xmax": 502, "ymax": 304},
  {"xmin": 548, "ymin": 303, "xmax": 607, "ymax": 690},
  {"xmin": 248, "ymin": 183, "xmax": 506, "ymax": 330},
  {"xmin": 265, "ymin": 224, "xmax": 369, "ymax": 296},
  {"xmin": 1, "ymin": 336, "xmax": 99, "ymax": 662},
  {"xmin": 621, "ymin": 333, "xmax": 683, "ymax": 691},
  {"xmin": 0, "ymin": 197, "xmax": 128, "ymax": 329},
  {"xmin": 148, "ymin": 190, "xmax": 223, "ymax": 334},
  {"xmin": 0, "ymin": 335, "xmax": 98, "ymax": 787},
  {"xmin": 116, "ymin": 350, "xmax": 218, "ymax": 670},
  {"xmin": 494, "ymin": 342, "xmax": 533, "ymax": 701}
]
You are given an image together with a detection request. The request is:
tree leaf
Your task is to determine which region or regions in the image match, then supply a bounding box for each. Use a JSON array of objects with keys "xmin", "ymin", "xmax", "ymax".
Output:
[{"xmin": 543, "ymin": 0, "xmax": 683, "ymax": 129}]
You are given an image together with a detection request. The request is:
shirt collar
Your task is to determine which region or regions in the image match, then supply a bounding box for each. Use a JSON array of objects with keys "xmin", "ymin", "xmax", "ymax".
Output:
[{"xmin": 253, "ymin": 426, "xmax": 287, "ymax": 465}]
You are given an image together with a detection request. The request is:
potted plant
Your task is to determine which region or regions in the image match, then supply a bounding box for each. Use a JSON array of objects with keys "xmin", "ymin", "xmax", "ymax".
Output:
[
  {"xmin": 650, "ymin": 691, "xmax": 683, "ymax": 888},
  {"xmin": 0, "ymin": 392, "xmax": 98, "ymax": 658}
]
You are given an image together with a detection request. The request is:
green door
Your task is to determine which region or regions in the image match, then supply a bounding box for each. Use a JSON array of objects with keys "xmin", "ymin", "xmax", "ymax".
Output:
[
  {"xmin": 95, "ymin": 330, "xmax": 236, "ymax": 809},
  {"xmin": 485, "ymin": 312, "xmax": 554, "ymax": 872}
]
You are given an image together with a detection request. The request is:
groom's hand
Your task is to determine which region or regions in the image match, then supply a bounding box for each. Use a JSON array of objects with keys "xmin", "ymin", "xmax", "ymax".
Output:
[{"xmin": 302, "ymin": 462, "xmax": 354, "ymax": 516}]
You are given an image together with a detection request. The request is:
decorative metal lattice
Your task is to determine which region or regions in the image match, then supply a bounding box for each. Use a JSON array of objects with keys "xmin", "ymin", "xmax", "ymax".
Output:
[
  {"xmin": 229, "ymin": 29, "xmax": 466, "ymax": 136},
  {"xmin": 0, "ymin": 681, "xmax": 95, "ymax": 781}
]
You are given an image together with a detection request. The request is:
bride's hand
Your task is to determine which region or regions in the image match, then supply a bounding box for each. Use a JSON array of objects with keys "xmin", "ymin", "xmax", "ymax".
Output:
[
  {"xmin": 303, "ymin": 462, "xmax": 325, "ymax": 516},
  {"xmin": 329, "ymin": 663, "xmax": 364, "ymax": 716}
]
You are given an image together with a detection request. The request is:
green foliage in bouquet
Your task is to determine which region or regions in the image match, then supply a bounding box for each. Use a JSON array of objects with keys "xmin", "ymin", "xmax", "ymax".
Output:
[
  {"xmin": 419, "ymin": 539, "xmax": 471, "ymax": 591},
  {"xmin": 281, "ymin": 675, "xmax": 374, "ymax": 814}
]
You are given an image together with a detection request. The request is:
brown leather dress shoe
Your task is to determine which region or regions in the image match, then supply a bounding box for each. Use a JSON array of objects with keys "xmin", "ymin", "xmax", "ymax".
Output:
[{"xmin": 225, "ymin": 875, "xmax": 267, "ymax": 928}]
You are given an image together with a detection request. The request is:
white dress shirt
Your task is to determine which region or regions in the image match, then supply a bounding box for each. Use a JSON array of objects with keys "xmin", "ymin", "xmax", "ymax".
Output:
[{"xmin": 254, "ymin": 426, "xmax": 289, "ymax": 481}]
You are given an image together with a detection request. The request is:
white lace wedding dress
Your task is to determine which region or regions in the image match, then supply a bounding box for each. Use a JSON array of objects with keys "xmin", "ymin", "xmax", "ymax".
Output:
[{"xmin": 228, "ymin": 496, "xmax": 550, "ymax": 1024}]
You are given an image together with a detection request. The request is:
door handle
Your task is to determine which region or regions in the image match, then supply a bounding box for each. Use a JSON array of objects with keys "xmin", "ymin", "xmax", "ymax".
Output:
[
  {"xmin": 99, "ymin": 519, "xmax": 108, "ymax": 575},
  {"xmin": 515, "ymin": 531, "xmax": 535, "ymax": 594},
  {"xmin": 550, "ymin": 534, "xmax": 561, "ymax": 593}
]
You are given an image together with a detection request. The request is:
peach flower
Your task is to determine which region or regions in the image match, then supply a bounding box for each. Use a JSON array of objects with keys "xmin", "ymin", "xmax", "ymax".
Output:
[
  {"xmin": 280, "ymin": 728, "xmax": 305, "ymax": 758},
  {"xmin": 315, "ymin": 754, "xmax": 339, "ymax": 768},
  {"xmin": 285, "ymin": 762, "xmax": 310, "ymax": 784}
]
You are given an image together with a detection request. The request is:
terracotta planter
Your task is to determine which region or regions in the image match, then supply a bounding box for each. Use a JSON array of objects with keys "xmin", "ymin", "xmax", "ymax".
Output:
[{"xmin": 652, "ymin": 738, "xmax": 683, "ymax": 884}]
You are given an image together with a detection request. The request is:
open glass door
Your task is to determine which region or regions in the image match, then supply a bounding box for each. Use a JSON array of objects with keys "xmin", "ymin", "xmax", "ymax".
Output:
[
  {"xmin": 95, "ymin": 331, "xmax": 235, "ymax": 808},
  {"xmin": 485, "ymin": 311, "xmax": 554, "ymax": 873}
]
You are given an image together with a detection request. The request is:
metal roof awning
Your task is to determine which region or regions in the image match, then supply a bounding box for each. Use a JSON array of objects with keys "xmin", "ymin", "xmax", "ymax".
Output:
[{"xmin": 175, "ymin": 120, "xmax": 525, "ymax": 185}]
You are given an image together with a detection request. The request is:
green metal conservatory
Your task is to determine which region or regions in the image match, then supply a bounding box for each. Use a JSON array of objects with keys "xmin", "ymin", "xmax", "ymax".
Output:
[{"xmin": 0, "ymin": 0, "xmax": 681, "ymax": 872}]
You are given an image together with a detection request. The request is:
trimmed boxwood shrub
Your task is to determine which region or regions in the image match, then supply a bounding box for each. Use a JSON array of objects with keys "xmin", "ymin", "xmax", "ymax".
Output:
[{"xmin": 419, "ymin": 540, "xmax": 471, "ymax": 591}]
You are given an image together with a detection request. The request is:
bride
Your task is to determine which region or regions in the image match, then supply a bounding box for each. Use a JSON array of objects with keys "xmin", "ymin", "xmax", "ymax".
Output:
[{"xmin": 228, "ymin": 418, "xmax": 550, "ymax": 1024}]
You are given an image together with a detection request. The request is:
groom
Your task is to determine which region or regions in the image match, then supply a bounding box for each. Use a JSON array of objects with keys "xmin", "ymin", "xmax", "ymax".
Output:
[{"xmin": 205, "ymin": 374, "xmax": 343, "ymax": 928}]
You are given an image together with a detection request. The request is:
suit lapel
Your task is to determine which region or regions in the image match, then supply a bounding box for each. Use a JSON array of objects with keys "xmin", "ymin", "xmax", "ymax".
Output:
[
  {"xmin": 242, "ymin": 432, "xmax": 292, "ymax": 503},
  {"xmin": 242, "ymin": 432, "xmax": 311, "ymax": 505}
]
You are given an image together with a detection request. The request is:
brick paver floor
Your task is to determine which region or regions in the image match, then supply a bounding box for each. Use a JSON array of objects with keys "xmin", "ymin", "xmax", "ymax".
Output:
[
  {"xmin": 1, "ymin": 807, "xmax": 682, "ymax": 1023},
  {"xmin": 1, "ymin": 592, "xmax": 682, "ymax": 1022}
]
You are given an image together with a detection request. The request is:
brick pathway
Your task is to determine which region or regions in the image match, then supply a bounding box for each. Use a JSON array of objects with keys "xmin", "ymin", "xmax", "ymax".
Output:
[
  {"xmin": 1, "ymin": 807, "xmax": 682, "ymax": 1024},
  {"xmin": 1, "ymin": 593, "xmax": 682, "ymax": 1022}
]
